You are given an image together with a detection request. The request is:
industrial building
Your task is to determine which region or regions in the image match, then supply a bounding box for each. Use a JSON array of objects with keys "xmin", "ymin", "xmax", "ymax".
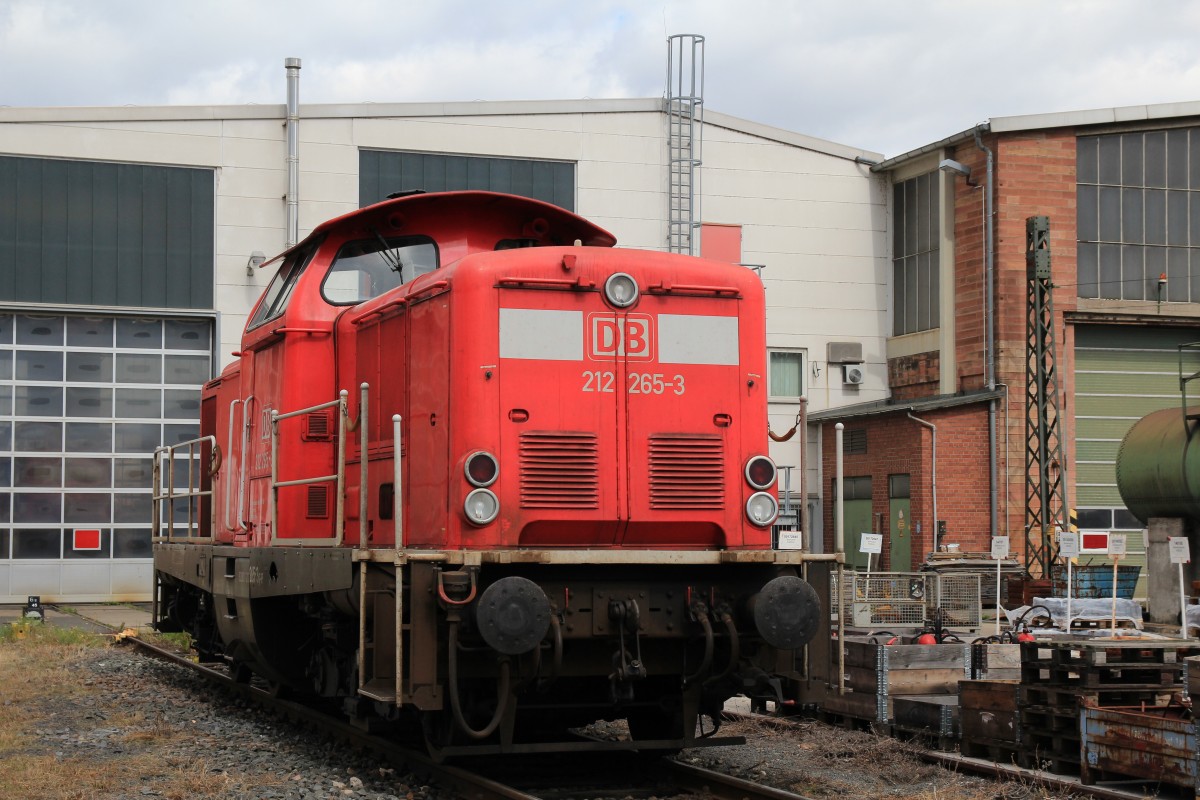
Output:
[{"xmin": 0, "ymin": 56, "xmax": 885, "ymax": 602}]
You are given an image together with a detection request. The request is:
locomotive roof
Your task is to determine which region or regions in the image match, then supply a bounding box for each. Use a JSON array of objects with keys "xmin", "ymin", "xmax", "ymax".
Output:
[{"xmin": 258, "ymin": 191, "xmax": 617, "ymax": 270}]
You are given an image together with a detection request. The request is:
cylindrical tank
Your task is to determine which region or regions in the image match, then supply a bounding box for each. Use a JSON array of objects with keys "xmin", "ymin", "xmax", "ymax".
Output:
[{"xmin": 1116, "ymin": 406, "xmax": 1200, "ymax": 524}]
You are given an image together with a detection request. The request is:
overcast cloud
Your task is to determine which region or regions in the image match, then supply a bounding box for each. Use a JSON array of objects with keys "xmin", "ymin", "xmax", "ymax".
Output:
[{"xmin": 3, "ymin": 0, "xmax": 1199, "ymax": 157}]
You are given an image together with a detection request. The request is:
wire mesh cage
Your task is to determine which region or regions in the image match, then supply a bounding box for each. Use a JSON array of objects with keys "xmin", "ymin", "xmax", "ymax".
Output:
[{"xmin": 833, "ymin": 571, "xmax": 982, "ymax": 630}]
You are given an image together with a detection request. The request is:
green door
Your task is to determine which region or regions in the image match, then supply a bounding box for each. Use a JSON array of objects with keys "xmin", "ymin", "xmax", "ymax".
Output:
[
  {"xmin": 835, "ymin": 476, "xmax": 874, "ymax": 569},
  {"xmin": 889, "ymin": 474, "xmax": 912, "ymax": 571}
]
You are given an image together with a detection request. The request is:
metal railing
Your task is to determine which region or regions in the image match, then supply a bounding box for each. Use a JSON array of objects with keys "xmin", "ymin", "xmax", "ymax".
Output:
[
  {"xmin": 833, "ymin": 571, "xmax": 983, "ymax": 629},
  {"xmin": 270, "ymin": 389, "xmax": 350, "ymax": 545},
  {"xmin": 152, "ymin": 435, "xmax": 217, "ymax": 542}
]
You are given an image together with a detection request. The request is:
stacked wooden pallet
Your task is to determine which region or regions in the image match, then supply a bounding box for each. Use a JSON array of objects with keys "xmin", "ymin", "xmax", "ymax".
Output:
[{"xmin": 957, "ymin": 639, "xmax": 1197, "ymax": 776}]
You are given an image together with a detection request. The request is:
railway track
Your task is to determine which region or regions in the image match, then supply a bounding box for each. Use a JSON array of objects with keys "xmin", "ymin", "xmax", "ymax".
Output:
[{"xmin": 112, "ymin": 627, "xmax": 818, "ymax": 800}]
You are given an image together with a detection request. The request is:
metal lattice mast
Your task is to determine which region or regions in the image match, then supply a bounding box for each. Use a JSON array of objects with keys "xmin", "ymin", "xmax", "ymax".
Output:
[
  {"xmin": 1024, "ymin": 216, "xmax": 1068, "ymax": 577},
  {"xmin": 665, "ymin": 34, "xmax": 704, "ymax": 255}
]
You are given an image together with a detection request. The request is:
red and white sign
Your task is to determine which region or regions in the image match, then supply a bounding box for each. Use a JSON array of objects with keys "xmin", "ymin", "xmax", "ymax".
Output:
[
  {"xmin": 73, "ymin": 529, "xmax": 102, "ymax": 551},
  {"xmin": 588, "ymin": 314, "xmax": 653, "ymax": 361}
]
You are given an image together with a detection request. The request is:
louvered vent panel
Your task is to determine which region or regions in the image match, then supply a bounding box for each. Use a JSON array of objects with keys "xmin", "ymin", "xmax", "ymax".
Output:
[
  {"xmin": 306, "ymin": 485, "xmax": 329, "ymax": 518},
  {"xmin": 303, "ymin": 411, "xmax": 333, "ymax": 441},
  {"xmin": 648, "ymin": 435, "xmax": 724, "ymax": 509},
  {"xmin": 519, "ymin": 432, "xmax": 599, "ymax": 509}
]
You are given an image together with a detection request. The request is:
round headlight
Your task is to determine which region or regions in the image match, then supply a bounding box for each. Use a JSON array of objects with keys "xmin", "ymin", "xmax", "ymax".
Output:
[
  {"xmin": 464, "ymin": 451, "xmax": 499, "ymax": 487},
  {"xmin": 464, "ymin": 488, "xmax": 500, "ymax": 525},
  {"xmin": 745, "ymin": 456, "xmax": 777, "ymax": 490},
  {"xmin": 604, "ymin": 273, "xmax": 639, "ymax": 309},
  {"xmin": 745, "ymin": 492, "xmax": 779, "ymax": 527}
]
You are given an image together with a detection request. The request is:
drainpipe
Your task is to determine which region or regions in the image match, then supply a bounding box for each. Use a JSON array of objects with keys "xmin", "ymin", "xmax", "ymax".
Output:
[
  {"xmin": 285, "ymin": 57, "xmax": 302, "ymax": 248},
  {"xmin": 907, "ymin": 413, "xmax": 937, "ymax": 543},
  {"xmin": 799, "ymin": 396, "xmax": 809, "ymax": 548},
  {"xmin": 835, "ymin": 422, "xmax": 845, "ymax": 695},
  {"xmin": 974, "ymin": 127, "xmax": 998, "ymax": 540}
]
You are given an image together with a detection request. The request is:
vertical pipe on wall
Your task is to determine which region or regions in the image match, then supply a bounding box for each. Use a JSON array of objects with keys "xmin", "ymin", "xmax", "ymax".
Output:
[
  {"xmin": 835, "ymin": 422, "xmax": 845, "ymax": 695},
  {"xmin": 285, "ymin": 57, "xmax": 302, "ymax": 248},
  {"xmin": 799, "ymin": 396, "xmax": 809, "ymax": 549},
  {"xmin": 974, "ymin": 128, "xmax": 998, "ymax": 539},
  {"xmin": 907, "ymin": 412, "xmax": 938, "ymax": 541}
]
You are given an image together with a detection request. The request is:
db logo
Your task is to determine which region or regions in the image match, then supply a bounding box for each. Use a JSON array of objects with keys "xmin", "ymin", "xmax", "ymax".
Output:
[{"xmin": 588, "ymin": 313, "xmax": 653, "ymax": 361}]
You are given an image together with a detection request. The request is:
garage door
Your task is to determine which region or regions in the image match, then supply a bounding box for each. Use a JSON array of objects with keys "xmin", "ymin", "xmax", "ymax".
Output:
[
  {"xmin": 1074, "ymin": 324, "xmax": 1200, "ymax": 596},
  {"xmin": 0, "ymin": 312, "xmax": 212, "ymax": 603}
]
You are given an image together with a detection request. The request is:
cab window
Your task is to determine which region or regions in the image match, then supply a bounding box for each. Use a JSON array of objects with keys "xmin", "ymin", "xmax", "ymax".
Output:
[
  {"xmin": 247, "ymin": 242, "xmax": 320, "ymax": 330},
  {"xmin": 322, "ymin": 236, "xmax": 438, "ymax": 305}
]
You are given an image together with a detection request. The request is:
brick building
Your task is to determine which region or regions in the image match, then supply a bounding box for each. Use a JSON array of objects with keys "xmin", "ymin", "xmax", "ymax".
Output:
[{"xmin": 811, "ymin": 103, "xmax": 1200, "ymax": 580}]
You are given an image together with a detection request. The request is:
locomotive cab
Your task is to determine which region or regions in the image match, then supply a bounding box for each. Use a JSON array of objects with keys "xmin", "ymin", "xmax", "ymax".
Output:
[{"xmin": 153, "ymin": 191, "xmax": 822, "ymax": 757}]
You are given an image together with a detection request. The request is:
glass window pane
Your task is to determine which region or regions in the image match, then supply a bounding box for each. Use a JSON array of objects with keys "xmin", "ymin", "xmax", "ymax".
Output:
[
  {"xmin": 1122, "ymin": 245, "xmax": 1144, "ymax": 300},
  {"xmin": 13, "ymin": 529, "xmax": 61, "ymax": 559},
  {"xmin": 113, "ymin": 493, "xmax": 150, "ymax": 524},
  {"xmin": 1191, "ymin": 250, "xmax": 1200, "ymax": 305},
  {"xmin": 66, "ymin": 351, "xmax": 113, "ymax": 383},
  {"xmin": 0, "ymin": 387, "xmax": 10, "ymax": 417},
  {"xmin": 13, "ymin": 422, "xmax": 61, "ymax": 453},
  {"xmin": 1147, "ymin": 247, "xmax": 1167, "ymax": 300},
  {"xmin": 915, "ymin": 173, "xmax": 931, "ymax": 253},
  {"xmin": 1121, "ymin": 133, "xmax": 1143, "ymax": 186},
  {"xmin": 1098, "ymin": 136, "xmax": 1121, "ymax": 185},
  {"xmin": 893, "ymin": 260, "xmax": 906, "ymax": 336},
  {"xmin": 0, "ymin": 314, "xmax": 12, "ymax": 344},
  {"xmin": 14, "ymin": 457, "xmax": 61, "ymax": 487},
  {"xmin": 15, "ymin": 350, "xmax": 63, "ymax": 382},
  {"xmin": 115, "ymin": 388, "xmax": 162, "ymax": 419},
  {"xmin": 1191, "ymin": 193, "xmax": 1200, "ymax": 247},
  {"xmin": 15, "ymin": 316, "xmax": 63, "ymax": 345},
  {"xmin": 0, "ymin": 459, "xmax": 10, "ymax": 487},
  {"xmin": 1078, "ymin": 186, "xmax": 1098, "ymax": 241},
  {"xmin": 892, "ymin": 182, "xmax": 905, "ymax": 255},
  {"xmin": 1098, "ymin": 186, "xmax": 1120, "ymax": 240},
  {"xmin": 0, "ymin": 351, "xmax": 11, "ymax": 381},
  {"xmin": 66, "ymin": 423, "xmax": 112, "ymax": 453},
  {"xmin": 67, "ymin": 317, "xmax": 113, "ymax": 347},
  {"xmin": 115, "ymin": 353, "xmax": 161, "ymax": 384},
  {"xmin": 163, "ymin": 424, "xmax": 199, "ymax": 446},
  {"xmin": 1145, "ymin": 189, "xmax": 1167, "ymax": 245},
  {"xmin": 1168, "ymin": 129, "xmax": 1189, "ymax": 189},
  {"xmin": 904, "ymin": 180, "xmax": 918, "ymax": 257},
  {"xmin": 163, "ymin": 354, "xmax": 209, "ymax": 385},
  {"xmin": 904, "ymin": 257, "xmax": 918, "ymax": 332},
  {"xmin": 1077, "ymin": 137, "xmax": 1098, "ymax": 184},
  {"xmin": 114, "ymin": 423, "xmax": 161, "ymax": 453},
  {"xmin": 164, "ymin": 390, "xmax": 200, "ymax": 420},
  {"xmin": 1191, "ymin": 130, "xmax": 1200, "ymax": 189},
  {"xmin": 1099, "ymin": 243, "xmax": 1121, "ymax": 299},
  {"xmin": 769, "ymin": 351, "xmax": 803, "ymax": 398},
  {"xmin": 64, "ymin": 529, "xmax": 110, "ymax": 559},
  {"xmin": 1080, "ymin": 244, "xmax": 1099, "ymax": 299},
  {"xmin": 114, "ymin": 458, "xmax": 152, "ymax": 489},
  {"xmin": 114, "ymin": 528, "xmax": 151, "ymax": 559},
  {"xmin": 164, "ymin": 319, "xmax": 211, "ymax": 351},
  {"xmin": 13, "ymin": 493, "xmax": 61, "ymax": 523},
  {"xmin": 65, "ymin": 387, "xmax": 113, "ymax": 418},
  {"xmin": 1169, "ymin": 190, "xmax": 1189, "ymax": 246},
  {"xmin": 116, "ymin": 318, "xmax": 162, "ymax": 348},
  {"xmin": 0, "ymin": 422, "xmax": 11, "ymax": 451},
  {"xmin": 15, "ymin": 386, "xmax": 63, "ymax": 416},
  {"xmin": 1145, "ymin": 132, "xmax": 1166, "ymax": 188},
  {"xmin": 64, "ymin": 493, "xmax": 111, "ymax": 523},
  {"xmin": 0, "ymin": 494, "xmax": 10, "ymax": 523},
  {"xmin": 1121, "ymin": 188, "xmax": 1143, "ymax": 243},
  {"xmin": 1169, "ymin": 247, "xmax": 1189, "ymax": 302},
  {"xmin": 65, "ymin": 458, "xmax": 111, "ymax": 488}
]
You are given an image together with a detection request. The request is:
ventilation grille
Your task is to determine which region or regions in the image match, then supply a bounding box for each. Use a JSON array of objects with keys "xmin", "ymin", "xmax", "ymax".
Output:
[
  {"xmin": 303, "ymin": 411, "xmax": 333, "ymax": 441},
  {"xmin": 519, "ymin": 432, "xmax": 599, "ymax": 509},
  {"xmin": 648, "ymin": 435, "xmax": 724, "ymax": 510},
  {"xmin": 306, "ymin": 485, "xmax": 329, "ymax": 518}
]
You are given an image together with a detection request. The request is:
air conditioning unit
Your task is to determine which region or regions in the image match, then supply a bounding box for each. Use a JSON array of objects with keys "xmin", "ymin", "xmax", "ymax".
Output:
[{"xmin": 842, "ymin": 364, "xmax": 864, "ymax": 385}]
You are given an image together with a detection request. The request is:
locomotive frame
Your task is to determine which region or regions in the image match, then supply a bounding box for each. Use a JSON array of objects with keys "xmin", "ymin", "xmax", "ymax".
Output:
[{"xmin": 151, "ymin": 191, "xmax": 825, "ymax": 757}]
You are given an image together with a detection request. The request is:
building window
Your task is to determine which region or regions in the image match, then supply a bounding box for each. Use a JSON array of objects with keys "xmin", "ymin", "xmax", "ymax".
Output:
[
  {"xmin": 1077, "ymin": 128, "xmax": 1200, "ymax": 302},
  {"xmin": 892, "ymin": 172, "xmax": 940, "ymax": 336},
  {"xmin": 768, "ymin": 350, "xmax": 804, "ymax": 400}
]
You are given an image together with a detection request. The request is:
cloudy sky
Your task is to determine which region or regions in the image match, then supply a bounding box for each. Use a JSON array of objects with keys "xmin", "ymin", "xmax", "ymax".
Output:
[{"xmin": 3, "ymin": 0, "xmax": 1199, "ymax": 158}]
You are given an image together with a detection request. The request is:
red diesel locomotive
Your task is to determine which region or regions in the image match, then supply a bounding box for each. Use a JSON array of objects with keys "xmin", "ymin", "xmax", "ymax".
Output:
[{"xmin": 153, "ymin": 190, "xmax": 820, "ymax": 756}]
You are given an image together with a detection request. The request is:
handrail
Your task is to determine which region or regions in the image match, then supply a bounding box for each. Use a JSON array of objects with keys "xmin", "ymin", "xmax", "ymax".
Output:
[
  {"xmin": 393, "ymin": 414, "xmax": 403, "ymax": 547},
  {"xmin": 152, "ymin": 435, "xmax": 217, "ymax": 543},
  {"xmin": 495, "ymin": 276, "xmax": 596, "ymax": 290},
  {"xmin": 270, "ymin": 390, "xmax": 350, "ymax": 545},
  {"xmin": 645, "ymin": 282, "xmax": 740, "ymax": 297},
  {"xmin": 225, "ymin": 399, "xmax": 247, "ymax": 533},
  {"xmin": 359, "ymin": 383, "xmax": 369, "ymax": 548}
]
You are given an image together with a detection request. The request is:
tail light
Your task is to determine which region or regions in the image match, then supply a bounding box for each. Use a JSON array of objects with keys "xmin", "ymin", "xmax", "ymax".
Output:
[
  {"xmin": 465, "ymin": 451, "xmax": 499, "ymax": 487},
  {"xmin": 744, "ymin": 456, "xmax": 777, "ymax": 490}
]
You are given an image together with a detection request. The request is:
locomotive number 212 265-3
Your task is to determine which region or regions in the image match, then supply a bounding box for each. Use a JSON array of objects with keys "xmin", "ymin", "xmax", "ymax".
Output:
[{"xmin": 581, "ymin": 371, "xmax": 686, "ymax": 395}]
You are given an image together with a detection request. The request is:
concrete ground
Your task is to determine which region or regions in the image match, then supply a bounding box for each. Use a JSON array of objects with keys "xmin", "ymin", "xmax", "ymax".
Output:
[{"xmin": 0, "ymin": 602, "xmax": 153, "ymax": 632}]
